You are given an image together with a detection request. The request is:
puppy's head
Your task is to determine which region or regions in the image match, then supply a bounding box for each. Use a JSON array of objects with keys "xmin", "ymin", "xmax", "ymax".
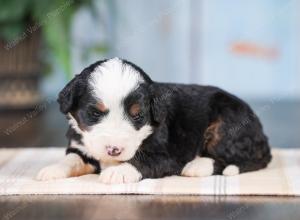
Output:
[{"xmin": 58, "ymin": 58, "xmax": 166, "ymax": 162}]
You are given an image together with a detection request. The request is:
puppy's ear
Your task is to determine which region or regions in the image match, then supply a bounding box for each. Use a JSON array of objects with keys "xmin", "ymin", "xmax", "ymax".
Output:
[
  {"xmin": 149, "ymin": 84, "xmax": 173, "ymax": 124},
  {"xmin": 57, "ymin": 59, "xmax": 109, "ymax": 114},
  {"xmin": 57, "ymin": 75, "xmax": 85, "ymax": 114}
]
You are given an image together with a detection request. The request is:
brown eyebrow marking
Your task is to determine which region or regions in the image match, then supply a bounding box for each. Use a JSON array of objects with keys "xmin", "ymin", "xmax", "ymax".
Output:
[
  {"xmin": 96, "ymin": 102, "xmax": 108, "ymax": 112},
  {"xmin": 129, "ymin": 103, "xmax": 141, "ymax": 116}
]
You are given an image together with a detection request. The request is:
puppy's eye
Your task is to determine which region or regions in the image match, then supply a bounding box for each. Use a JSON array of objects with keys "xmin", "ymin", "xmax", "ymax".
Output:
[
  {"xmin": 91, "ymin": 109, "xmax": 101, "ymax": 117},
  {"xmin": 87, "ymin": 107, "xmax": 103, "ymax": 119},
  {"xmin": 132, "ymin": 113, "xmax": 143, "ymax": 121}
]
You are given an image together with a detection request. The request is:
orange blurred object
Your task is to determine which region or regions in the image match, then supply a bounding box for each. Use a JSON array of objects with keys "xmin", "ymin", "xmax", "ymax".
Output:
[{"xmin": 231, "ymin": 41, "xmax": 279, "ymax": 60}]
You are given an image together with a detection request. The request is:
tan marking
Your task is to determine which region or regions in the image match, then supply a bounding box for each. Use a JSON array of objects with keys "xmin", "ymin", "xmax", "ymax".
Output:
[
  {"xmin": 96, "ymin": 102, "xmax": 108, "ymax": 112},
  {"xmin": 129, "ymin": 103, "xmax": 141, "ymax": 117},
  {"xmin": 70, "ymin": 163, "xmax": 95, "ymax": 177},
  {"xmin": 204, "ymin": 118, "xmax": 222, "ymax": 152}
]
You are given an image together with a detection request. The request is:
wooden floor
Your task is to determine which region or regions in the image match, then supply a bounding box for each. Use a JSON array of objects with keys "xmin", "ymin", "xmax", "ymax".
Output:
[{"xmin": 0, "ymin": 195, "xmax": 300, "ymax": 220}]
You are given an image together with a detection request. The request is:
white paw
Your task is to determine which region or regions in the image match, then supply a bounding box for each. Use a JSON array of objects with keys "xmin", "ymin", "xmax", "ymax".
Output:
[
  {"xmin": 36, "ymin": 164, "xmax": 72, "ymax": 181},
  {"xmin": 222, "ymin": 165, "xmax": 239, "ymax": 176},
  {"xmin": 99, "ymin": 163, "xmax": 142, "ymax": 184},
  {"xmin": 181, "ymin": 157, "xmax": 214, "ymax": 177}
]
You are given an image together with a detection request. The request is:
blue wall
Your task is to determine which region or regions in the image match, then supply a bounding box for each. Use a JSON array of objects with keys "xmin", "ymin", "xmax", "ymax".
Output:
[{"xmin": 201, "ymin": 0, "xmax": 300, "ymax": 100}]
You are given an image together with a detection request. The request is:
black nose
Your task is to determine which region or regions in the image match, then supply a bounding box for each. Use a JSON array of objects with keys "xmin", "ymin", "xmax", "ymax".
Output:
[{"xmin": 106, "ymin": 146, "xmax": 123, "ymax": 156}]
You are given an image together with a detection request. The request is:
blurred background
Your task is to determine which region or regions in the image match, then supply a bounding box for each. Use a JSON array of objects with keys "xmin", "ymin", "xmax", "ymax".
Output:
[{"xmin": 0, "ymin": 0, "xmax": 299, "ymax": 148}]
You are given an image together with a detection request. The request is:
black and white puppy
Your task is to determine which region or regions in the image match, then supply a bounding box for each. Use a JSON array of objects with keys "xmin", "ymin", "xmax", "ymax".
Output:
[{"xmin": 37, "ymin": 57, "xmax": 272, "ymax": 184}]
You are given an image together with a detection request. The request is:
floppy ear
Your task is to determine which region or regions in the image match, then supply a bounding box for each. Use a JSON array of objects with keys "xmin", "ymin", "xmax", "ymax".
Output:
[
  {"xmin": 57, "ymin": 75, "xmax": 85, "ymax": 114},
  {"xmin": 149, "ymin": 84, "xmax": 173, "ymax": 124},
  {"xmin": 57, "ymin": 59, "xmax": 110, "ymax": 114}
]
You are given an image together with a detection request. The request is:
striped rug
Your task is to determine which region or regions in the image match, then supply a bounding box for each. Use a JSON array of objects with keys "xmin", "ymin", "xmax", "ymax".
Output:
[{"xmin": 0, "ymin": 148, "xmax": 299, "ymax": 195}]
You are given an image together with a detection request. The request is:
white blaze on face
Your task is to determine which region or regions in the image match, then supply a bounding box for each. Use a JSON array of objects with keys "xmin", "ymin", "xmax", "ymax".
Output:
[{"xmin": 82, "ymin": 58, "xmax": 152, "ymax": 162}]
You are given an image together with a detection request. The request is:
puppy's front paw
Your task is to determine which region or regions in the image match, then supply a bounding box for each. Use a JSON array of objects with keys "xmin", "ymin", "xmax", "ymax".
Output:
[
  {"xmin": 36, "ymin": 164, "xmax": 71, "ymax": 181},
  {"xmin": 99, "ymin": 163, "xmax": 142, "ymax": 184}
]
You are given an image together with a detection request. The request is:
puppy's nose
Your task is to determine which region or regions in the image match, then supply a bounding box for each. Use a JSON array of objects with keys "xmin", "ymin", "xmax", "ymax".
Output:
[{"xmin": 106, "ymin": 146, "xmax": 123, "ymax": 156}]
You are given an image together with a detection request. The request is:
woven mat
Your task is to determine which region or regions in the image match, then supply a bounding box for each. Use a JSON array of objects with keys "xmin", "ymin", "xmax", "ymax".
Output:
[{"xmin": 0, "ymin": 148, "xmax": 299, "ymax": 196}]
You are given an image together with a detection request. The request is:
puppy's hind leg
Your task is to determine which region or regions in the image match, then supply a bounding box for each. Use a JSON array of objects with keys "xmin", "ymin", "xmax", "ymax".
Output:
[
  {"xmin": 181, "ymin": 156, "xmax": 215, "ymax": 177},
  {"xmin": 36, "ymin": 153, "xmax": 96, "ymax": 181},
  {"xmin": 222, "ymin": 165, "xmax": 240, "ymax": 176}
]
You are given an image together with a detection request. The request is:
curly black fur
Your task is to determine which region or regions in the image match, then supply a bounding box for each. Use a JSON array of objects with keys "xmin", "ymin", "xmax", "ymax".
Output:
[{"xmin": 59, "ymin": 59, "xmax": 272, "ymax": 179}]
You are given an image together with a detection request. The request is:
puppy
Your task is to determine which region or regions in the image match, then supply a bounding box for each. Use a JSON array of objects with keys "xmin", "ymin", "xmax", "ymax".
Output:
[{"xmin": 37, "ymin": 57, "xmax": 272, "ymax": 184}]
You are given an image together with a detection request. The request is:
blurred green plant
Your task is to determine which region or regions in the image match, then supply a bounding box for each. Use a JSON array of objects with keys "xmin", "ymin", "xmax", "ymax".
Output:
[{"xmin": 0, "ymin": 0, "xmax": 101, "ymax": 79}]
